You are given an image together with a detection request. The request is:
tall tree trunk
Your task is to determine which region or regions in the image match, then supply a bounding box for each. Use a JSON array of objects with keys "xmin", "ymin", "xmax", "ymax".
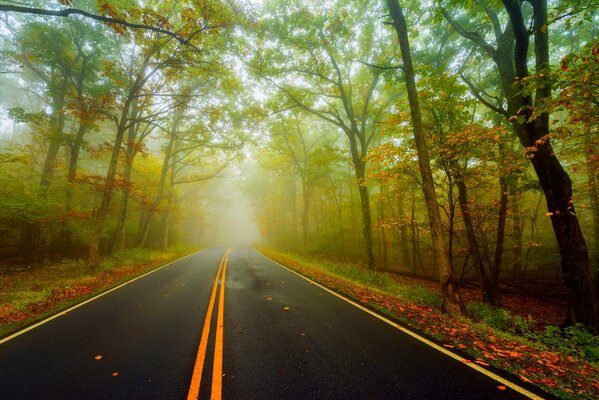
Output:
[
  {"xmin": 503, "ymin": 0, "xmax": 598, "ymax": 330},
  {"xmin": 509, "ymin": 175, "xmax": 524, "ymax": 278},
  {"xmin": 353, "ymin": 157, "xmax": 376, "ymax": 269},
  {"xmin": 379, "ymin": 185, "xmax": 389, "ymax": 270},
  {"xmin": 88, "ymin": 115, "xmax": 129, "ymax": 267},
  {"xmin": 112, "ymin": 99, "xmax": 139, "ymax": 252},
  {"xmin": 160, "ymin": 137, "xmax": 179, "ymax": 250},
  {"xmin": 397, "ymin": 191, "xmax": 411, "ymax": 269},
  {"xmin": 138, "ymin": 124, "xmax": 178, "ymax": 248},
  {"xmin": 491, "ymin": 142, "xmax": 509, "ymax": 303},
  {"xmin": 453, "ymin": 163, "xmax": 497, "ymax": 305},
  {"xmin": 62, "ymin": 123, "xmax": 87, "ymax": 256},
  {"xmin": 301, "ymin": 176, "xmax": 310, "ymax": 252},
  {"xmin": 332, "ymin": 184, "xmax": 345, "ymax": 259},
  {"xmin": 386, "ymin": 0, "xmax": 464, "ymax": 314},
  {"xmin": 21, "ymin": 79, "xmax": 68, "ymax": 255}
]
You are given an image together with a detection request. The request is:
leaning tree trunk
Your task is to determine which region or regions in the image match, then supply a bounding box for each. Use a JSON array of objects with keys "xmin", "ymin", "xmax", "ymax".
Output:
[
  {"xmin": 88, "ymin": 117, "xmax": 128, "ymax": 267},
  {"xmin": 386, "ymin": 0, "xmax": 465, "ymax": 314},
  {"xmin": 62, "ymin": 123, "xmax": 87, "ymax": 256},
  {"xmin": 503, "ymin": 0, "xmax": 599, "ymax": 330},
  {"xmin": 453, "ymin": 163, "xmax": 498, "ymax": 305}
]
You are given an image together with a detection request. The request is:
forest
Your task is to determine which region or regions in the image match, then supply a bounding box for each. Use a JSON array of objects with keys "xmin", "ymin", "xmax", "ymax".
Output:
[{"xmin": 0, "ymin": 0, "xmax": 598, "ymax": 364}]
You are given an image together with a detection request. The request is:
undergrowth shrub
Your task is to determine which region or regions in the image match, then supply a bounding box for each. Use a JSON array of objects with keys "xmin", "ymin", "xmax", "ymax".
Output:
[
  {"xmin": 466, "ymin": 302, "xmax": 534, "ymax": 334},
  {"xmin": 529, "ymin": 324, "xmax": 599, "ymax": 363},
  {"xmin": 399, "ymin": 285, "xmax": 442, "ymax": 308}
]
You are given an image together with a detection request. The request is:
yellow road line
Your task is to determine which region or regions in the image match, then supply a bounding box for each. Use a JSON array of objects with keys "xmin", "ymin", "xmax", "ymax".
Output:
[
  {"xmin": 0, "ymin": 248, "xmax": 211, "ymax": 346},
  {"xmin": 254, "ymin": 248, "xmax": 544, "ymax": 400},
  {"xmin": 187, "ymin": 247, "xmax": 231, "ymax": 400},
  {"xmin": 211, "ymin": 247, "xmax": 230, "ymax": 400}
]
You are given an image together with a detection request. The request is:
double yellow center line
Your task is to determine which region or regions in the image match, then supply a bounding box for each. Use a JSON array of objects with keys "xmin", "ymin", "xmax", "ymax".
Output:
[{"xmin": 187, "ymin": 247, "xmax": 231, "ymax": 400}]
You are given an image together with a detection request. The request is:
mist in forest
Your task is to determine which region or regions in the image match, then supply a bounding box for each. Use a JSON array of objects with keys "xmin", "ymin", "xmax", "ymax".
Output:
[{"xmin": 209, "ymin": 176, "xmax": 262, "ymax": 246}]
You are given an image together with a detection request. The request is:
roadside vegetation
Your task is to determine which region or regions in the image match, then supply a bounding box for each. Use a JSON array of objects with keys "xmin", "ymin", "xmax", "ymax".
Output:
[
  {"xmin": 0, "ymin": 246, "xmax": 198, "ymax": 338},
  {"xmin": 258, "ymin": 248, "xmax": 599, "ymax": 400}
]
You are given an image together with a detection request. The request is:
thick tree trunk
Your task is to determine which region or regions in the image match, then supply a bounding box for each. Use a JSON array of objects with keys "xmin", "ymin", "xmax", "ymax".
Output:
[
  {"xmin": 353, "ymin": 158, "xmax": 376, "ymax": 269},
  {"xmin": 387, "ymin": 0, "xmax": 464, "ymax": 314},
  {"xmin": 502, "ymin": 0, "xmax": 599, "ymax": 330}
]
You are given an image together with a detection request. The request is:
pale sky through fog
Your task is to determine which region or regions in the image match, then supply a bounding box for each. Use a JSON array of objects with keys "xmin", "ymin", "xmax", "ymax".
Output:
[{"xmin": 210, "ymin": 177, "xmax": 261, "ymax": 246}]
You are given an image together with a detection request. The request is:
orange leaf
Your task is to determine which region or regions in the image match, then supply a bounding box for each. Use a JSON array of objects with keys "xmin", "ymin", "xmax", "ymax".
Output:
[
  {"xmin": 497, "ymin": 386, "xmax": 506, "ymax": 391},
  {"xmin": 94, "ymin": 355, "xmax": 103, "ymax": 360},
  {"xmin": 112, "ymin": 372, "xmax": 119, "ymax": 377}
]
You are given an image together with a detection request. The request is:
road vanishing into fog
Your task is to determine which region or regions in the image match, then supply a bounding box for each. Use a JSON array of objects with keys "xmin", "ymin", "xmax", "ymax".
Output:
[{"xmin": 0, "ymin": 246, "xmax": 547, "ymax": 400}]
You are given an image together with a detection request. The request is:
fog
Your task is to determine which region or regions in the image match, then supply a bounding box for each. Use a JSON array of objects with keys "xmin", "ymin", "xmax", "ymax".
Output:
[{"xmin": 207, "ymin": 174, "xmax": 262, "ymax": 246}]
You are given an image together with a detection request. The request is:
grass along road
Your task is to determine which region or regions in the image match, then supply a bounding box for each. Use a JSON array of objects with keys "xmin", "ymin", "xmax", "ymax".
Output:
[{"xmin": 0, "ymin": 246, "xmax": 201, "ymax": 339}]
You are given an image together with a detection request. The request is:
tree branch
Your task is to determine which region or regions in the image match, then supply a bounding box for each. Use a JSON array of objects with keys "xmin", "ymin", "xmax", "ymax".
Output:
[{"xmin": 460, "ymin": 74, "xmax": 508, "ymax": 116}]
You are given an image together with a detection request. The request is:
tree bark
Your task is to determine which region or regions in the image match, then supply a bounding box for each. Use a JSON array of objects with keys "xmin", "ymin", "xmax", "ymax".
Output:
[
  {"xmin": 386, "ymin": 0, "xmax": 465, "ymax": 314},
  {"xmin": 502, "ymin": 0, "xmax": 598, "ymax": 330},
  {"xmin": 112, "ymin": 98, "xmax": 139, "ymax": 252},
  {"xmin": 453, "ymin": 163, "xmax": 499, "ymax": 305}
]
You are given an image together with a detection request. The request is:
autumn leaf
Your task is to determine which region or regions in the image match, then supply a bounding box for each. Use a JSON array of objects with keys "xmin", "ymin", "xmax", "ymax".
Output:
[
  {"xmin": 283, "ymin": 306, "xmax": 290, "ymax": 311},
  {"xmin": 111, "ymin": 372, "xmax": 119, "ymax": 377},
  {"xmin": 94, "ymin": 355, "xmax": 103, "ymax": 360},
  {"xmin": 497, "ymin": 385, "xmax": 506, "ymax": 391}
]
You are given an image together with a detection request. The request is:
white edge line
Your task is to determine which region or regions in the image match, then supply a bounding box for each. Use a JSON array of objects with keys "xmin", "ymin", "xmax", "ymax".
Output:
[
  {"xmin": 253, "ymin": 248, "xmax": 544, "ymax": 400},
  {"xmin": 0, "ymin": 247, "xmax": 212, "ymax": 345}
]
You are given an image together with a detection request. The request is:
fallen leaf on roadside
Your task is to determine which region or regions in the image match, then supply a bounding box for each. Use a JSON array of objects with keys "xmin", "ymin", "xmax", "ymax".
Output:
[
  {"xmin": 94, "ymin": 355, "xmax": 103, "ymax": 360},
  {"xmin": 497, "ymin": 385, "xmax": 506, "ymax": 391},
  {"xmin": 265, "ymin": 297, "xmax": 272, "ymax": 301},
  {"xmin": 283, "ymin": 306, "xmax": 290, "ymax": 311},
  {"xmin": 475, "ymin": 359, "xmax": 490, "ymax": 367},
  {"xmin": 443, "ymin": 344, "xmax": 454, "ymax": 348},
  {"xmin": 112, "ymin": 372, "xmax": 119, "ymax": 377}
]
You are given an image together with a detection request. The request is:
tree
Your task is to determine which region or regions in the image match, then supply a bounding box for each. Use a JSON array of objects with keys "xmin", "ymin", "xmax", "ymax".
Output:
[
  {"xmin": 250, "ymin": 0, "xmax": 393, "ymax": 269},
  {"xmin": 441, "ymin": 0, "xmax": 599, "ymax": 330},
  {"xmin": 385, "ymin": 0, "xmax": 465, "ymax": 314}
]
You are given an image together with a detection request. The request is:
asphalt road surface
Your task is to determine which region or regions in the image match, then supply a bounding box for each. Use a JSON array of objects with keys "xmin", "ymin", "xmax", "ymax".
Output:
[{"xmin": 0, "ymin": 246, "xmax": 545, "ymax": 399}]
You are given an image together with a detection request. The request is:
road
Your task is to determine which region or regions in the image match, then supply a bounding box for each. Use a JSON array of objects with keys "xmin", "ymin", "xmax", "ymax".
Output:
[{"xmin": 0, "ymin": 246, "xmax": 544, "ymax": 399}]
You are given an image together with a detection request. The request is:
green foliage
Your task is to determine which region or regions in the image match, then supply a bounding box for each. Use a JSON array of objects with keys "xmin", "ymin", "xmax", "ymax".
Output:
[
  {"xmin": 530, "ymin": 324, "xmax": 599, "ymax": 363},
  {"xmin": 398, "ymin": 285, "xmax": 442, "ymax": 308},
  {"xmin": 98, "ymin": 248, "xmax": 159, "ymax": 270},
  {"xmin": 466, "ymin": 302, "xmax": 534, "ymax": 335}
]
